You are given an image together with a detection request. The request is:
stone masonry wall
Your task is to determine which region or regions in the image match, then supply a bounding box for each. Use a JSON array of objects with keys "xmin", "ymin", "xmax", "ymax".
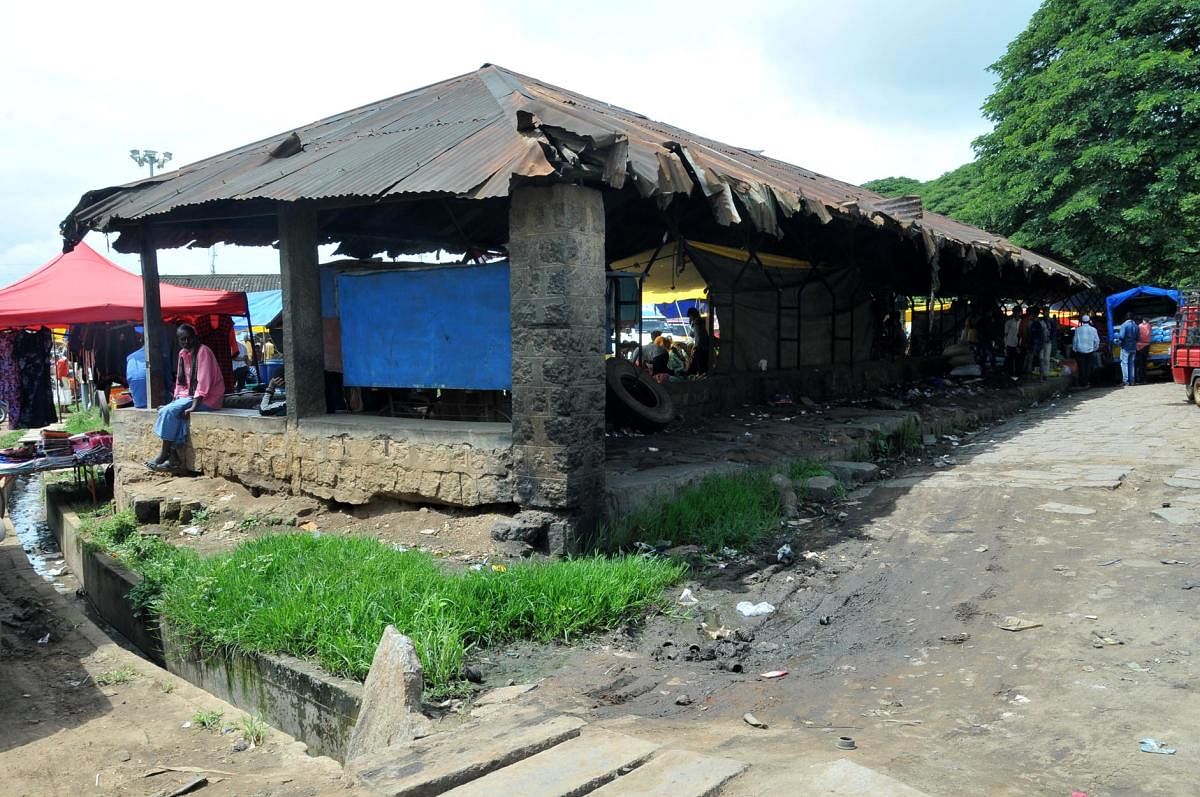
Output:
[
  {"xmin": 112, "ymin": 410, "xmax": 513, "ymax": 508},
  {"xmin": 508, "ymin": 184, "xmax": 607, "ymax": 533}
]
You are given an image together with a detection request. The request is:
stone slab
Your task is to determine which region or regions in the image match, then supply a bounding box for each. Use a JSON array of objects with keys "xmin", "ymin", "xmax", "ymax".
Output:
[
  {"xmin": 802, "ymin": 758, "xmax": 930, "ymax": 796},
  {"xmin": 1165, "ymin": 476, "xmax": 1200, "ymax": 489},
  {"xmin": 1153, "ymin": 507, "xmax": 1200, "ymax": 526},
  {"xmin": 801, "ymin": 475, "xmax": 841, "ymax": 498},
  {"xmin": 1038, "ymin": 502, "xmax": 1096, "ymax": 516},
  {"xmin": 351, "ymin": 710, "xmax": 585, "ymax": 796},
  {"xmin": 442, "ymin": 730, "xmax": 659, "ymax": 797},
  {"xmin": 473, "ymin": 683, "xmax": 538, "ymax": 707},
  {"xmin": 825, "ymin": 461, "xmax": 879, "ymax": 485},
  {"xmin": 588, "ymin": 749, "xmax": 746, "ymax": 796},
  {"xmin": 346, "ymin": 626, "xmax": 430, "ymax": 762}
]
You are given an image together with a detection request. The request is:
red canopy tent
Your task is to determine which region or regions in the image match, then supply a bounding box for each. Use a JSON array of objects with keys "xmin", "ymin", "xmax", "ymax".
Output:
[{"xmin": 0, "ymin": 241, "xmax": 248, "ymax": 327}]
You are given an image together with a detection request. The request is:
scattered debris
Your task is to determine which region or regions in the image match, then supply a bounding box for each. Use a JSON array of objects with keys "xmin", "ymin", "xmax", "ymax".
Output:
[
  {"xmin": 1160, "ymin": 559, "xmax": 1191, "ymax": 566},
  {"xmin": 974, "ymin": 546, "xmax": 989, "ymax": 553},
  {"xmin": 1183, "ymin": 582, "xmax": 1200, "ymax": 590},
  {"xmin": 736, "ymin": 601, "xmax": 776, "ymax": 618},
  {"xmin": 231, "ymin": 739, "xmax": 249, "ymax": 753},
  {"xmin": 36, "ymin": 633, "xmax": 50, "ymax": 645},
  {"xmin": 997, "ymin": 617, "xmax": 1042, "ymax": 632},
  {"xmin": 836, "ymin": 736, "xmax": 857, "ymax": 750},
  {"xmin": 1010, "ymin": 694, "xmax": 1031, "ymax": 705},
  {"xmin": 818, "ymin": 615, "xmax": 833, "ymax": 626},
  {"xmin": 163, "ymin": 777, "xmax": 209, "ymax": 796},
  {"xmin": 180, "ymin": 526, "xmax": 202, "ymax": 537},
  {"xmin": 1139, "ymin": 738, "xmax": 1177, "ymax": 755},
  {"xmin": 1091, "ymin": 632, "xmax": 1124, "ymax": 647},
  {"xmin": 1098, "ymin": 559, "xmax": 1122, "ymax": 567},
  {"xmin": 674, "ymin": 694, "xmax": 693, "ymax": 706},
  {"xmin": 677, "ymin": 588, "xmax": 699, "ymax": 606},
  {"xmin": 939, "ymin": 633, "xmax": 971, "ymax": 644},
  {"xmin": 743, "ymin": 712, "xmax": 768, "ymax": 729},
  {"xmin": 776, "ymin": 544, "xmax": 794, "ymax": 565},
  {"xmin": 759, "ymin": 670, "xmax": 788, "ymax": 679}
]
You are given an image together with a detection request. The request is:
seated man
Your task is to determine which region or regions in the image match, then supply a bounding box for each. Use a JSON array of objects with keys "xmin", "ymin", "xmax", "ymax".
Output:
[
  {"xmin": 259, "ymin": 376, "xmax": 287, "ymax": 417},
  {"xmin": 146, "ymin": 324, "xmax": 224, "ymax": 472}
]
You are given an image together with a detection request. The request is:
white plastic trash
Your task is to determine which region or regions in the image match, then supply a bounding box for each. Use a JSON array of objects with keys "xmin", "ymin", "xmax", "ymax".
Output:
[
  {"xmin": 736, "ymin": 601, "xmax": 776, "ymax": 617},
  {"xmin": 678, "ymin": 588, "xmax": 699, "ymax": 605}
]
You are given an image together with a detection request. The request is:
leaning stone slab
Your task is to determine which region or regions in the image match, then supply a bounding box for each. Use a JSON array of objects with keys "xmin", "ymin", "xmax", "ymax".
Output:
[
  {"xmin": 349, "ymin": 709, "xmax": 585, "ymax": 796},
  {"xmin": 589, "ymin": 749, "xmax": 747, "ymax": 796},
  {"xmin": 345, "ymin": 626, "xmax": 431, "ymax": 762},
  {"xmin": 442, "ymin": 730, "xmax": 659, "ymax": 797}
]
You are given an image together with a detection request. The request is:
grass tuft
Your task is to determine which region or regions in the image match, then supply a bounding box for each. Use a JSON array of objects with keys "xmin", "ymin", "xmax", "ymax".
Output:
[
  {"xmin": 94, "ymin": 666, "xmax": 139, "ymax": 686},
  {"xmin": 239, "ymin": 714, "xmax": 268, "ymax": 745},
  {"xmin": 191, "ymin": 710, "xmax": 223, "ymax": 730}
]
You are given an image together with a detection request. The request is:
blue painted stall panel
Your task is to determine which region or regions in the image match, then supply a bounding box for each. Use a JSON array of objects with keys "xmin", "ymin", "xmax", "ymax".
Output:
[{"xmin": 337, "ymin": 263, "xmax": 512, "ymax": 390}]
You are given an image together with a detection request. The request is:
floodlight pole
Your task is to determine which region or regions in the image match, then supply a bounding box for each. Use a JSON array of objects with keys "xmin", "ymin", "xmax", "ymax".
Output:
[{"xmin": 129, "ymin": 148, "xmax": 173, "ymax": 177}]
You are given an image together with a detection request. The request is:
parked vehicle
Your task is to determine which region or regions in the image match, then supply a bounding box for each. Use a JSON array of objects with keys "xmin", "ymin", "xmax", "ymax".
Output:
[
  {"xmin": 1105, "ymin": 285, "xmax": 1181, "ymax": 378},
  {"xmin": 1171, "ymin": 292, "xmax": 1200, "ymax": 403}
]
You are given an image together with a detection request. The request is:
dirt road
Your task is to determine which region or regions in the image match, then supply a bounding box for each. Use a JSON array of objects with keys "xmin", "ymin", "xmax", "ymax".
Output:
[{"xmin": 532, "ymin": 383, "xmax": 1200, "ymax": 795}]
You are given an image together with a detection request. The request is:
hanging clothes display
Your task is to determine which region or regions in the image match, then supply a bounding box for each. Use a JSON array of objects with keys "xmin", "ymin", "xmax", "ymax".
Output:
[
  {"xmin": 192, "ymin": 314, "xmax": 237, "ymax": 391},
  {"xmin": 14, "ymin": 328, "xmax": 56, "ymax": 429},
  {"xmin": 0, "ymin": 331, "xmax": 21, "ymax": 428}
]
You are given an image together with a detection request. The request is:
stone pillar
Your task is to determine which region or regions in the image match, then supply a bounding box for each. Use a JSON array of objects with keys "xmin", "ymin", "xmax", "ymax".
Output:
[
  {"xmin": 277, "ymin": 202, "xmax": 325, "ymax": 422},
  {"xmin": 508, "ymin": 185, "xmax": 607, "ymax": 549}
]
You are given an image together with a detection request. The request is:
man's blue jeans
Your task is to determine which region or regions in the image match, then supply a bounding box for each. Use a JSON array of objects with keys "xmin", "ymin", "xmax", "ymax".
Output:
[{"xmin": 1120, "ymin": 348, "xmax": 1137, "ymax": 385}]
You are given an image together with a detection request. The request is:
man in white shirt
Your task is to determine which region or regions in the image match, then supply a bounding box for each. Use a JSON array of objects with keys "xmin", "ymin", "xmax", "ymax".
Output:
[{"xmin": 1071, "ymin": 314, "xmax": 1101, "ymax": 389}]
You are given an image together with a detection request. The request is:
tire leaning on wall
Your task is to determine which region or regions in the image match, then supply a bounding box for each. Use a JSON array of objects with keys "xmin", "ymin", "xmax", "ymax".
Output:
[{"xmin": 605, "ymin": 358, "xmax": 674, "ymax": 432}]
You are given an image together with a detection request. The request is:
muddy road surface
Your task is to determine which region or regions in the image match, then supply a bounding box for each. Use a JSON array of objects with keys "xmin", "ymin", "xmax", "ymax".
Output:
[{"xmin": 530, "ymin": 383, "xmax": 1200, "ymax": 795}]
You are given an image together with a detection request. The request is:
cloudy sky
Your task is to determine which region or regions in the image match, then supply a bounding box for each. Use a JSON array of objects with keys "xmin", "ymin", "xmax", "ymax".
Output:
[{"xmin": 0, "ymin": 0, "xmax": 1040, "ymax": 286}]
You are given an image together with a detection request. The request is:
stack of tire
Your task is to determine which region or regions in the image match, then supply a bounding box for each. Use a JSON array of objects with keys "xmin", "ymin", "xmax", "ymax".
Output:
[
  {"xmin": 943, "ymin": 343, "xmax": 980, "ymax": 377},
  {"xmin": 605, "ymin": 358, "xmax": 674, "ymax": 432}
]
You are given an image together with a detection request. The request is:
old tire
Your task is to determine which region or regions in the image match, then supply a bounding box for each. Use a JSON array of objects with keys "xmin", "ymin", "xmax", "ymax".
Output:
[{"xmin": 606, "ymin": 359, "xmax": 674, "ymax": 431}]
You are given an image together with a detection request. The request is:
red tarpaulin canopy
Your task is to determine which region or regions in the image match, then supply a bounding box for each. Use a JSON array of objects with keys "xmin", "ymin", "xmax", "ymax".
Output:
[{"xmin": 0, "ymin": 241, "xmax": 249, "ymax": 328}]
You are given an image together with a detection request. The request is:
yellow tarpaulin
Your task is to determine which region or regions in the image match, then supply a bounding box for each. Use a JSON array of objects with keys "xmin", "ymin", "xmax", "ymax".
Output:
[{"xmin": 609, "ymin": 240, "xmax": 811, "ymax": 303}]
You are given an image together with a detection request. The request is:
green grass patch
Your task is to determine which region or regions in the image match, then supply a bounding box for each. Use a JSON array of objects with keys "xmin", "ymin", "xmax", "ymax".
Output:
[
  {"xmin": 239, "ymin": 714, "xmax": 269, "ymax": 745},
  {"xmin": 0, "ymin": 429, "xmax": 22, "ymax": 449},
  {"xmin": 191, "ymin": 709, "xmax": 224, "ymax": 730},
  {"xmin": 64, "ymin": 406, "xmax": 110, "ymax": 435},
  {"xmin": 158, "ymin": 534, "xmax": 683, "ymax": 693},
  {"xmin": 603, "ymin": 460, "xmax": 833, "ymax": 553},
  {"xmin": 94, "ymin": 666, "xmax": 139, "ymax": 686},
  {"xmin": 83, "ymin": 523, "xmax": 683, "ymax": 695}
]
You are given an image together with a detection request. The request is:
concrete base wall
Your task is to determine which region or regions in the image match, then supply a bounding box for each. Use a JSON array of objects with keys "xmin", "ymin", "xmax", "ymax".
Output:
[
  {"xmin": 44, "ymin": 486, "xmax": 362, "ymax": 762},
  {"xmin": 112, "ymin": 409, "xmax": 514, "ymax": 509}
]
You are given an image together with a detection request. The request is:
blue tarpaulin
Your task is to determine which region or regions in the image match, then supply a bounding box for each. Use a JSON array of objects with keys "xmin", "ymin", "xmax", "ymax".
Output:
[
  {"xmin": 1104, "ymin": 286, "xmax": 1181, "ymax": 340},
  {"xmin": 337, "ymin": 262, "xmax": 511, "ymax": 390},
  {"xmin": 233, "ymin": 290, "xmax": 282, "ymax": 330}
]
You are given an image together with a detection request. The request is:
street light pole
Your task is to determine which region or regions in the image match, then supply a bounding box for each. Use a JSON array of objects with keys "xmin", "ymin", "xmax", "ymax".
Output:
[{"xmin": 129, "ymin": 148, "xmax": 173, "ymax": 176}]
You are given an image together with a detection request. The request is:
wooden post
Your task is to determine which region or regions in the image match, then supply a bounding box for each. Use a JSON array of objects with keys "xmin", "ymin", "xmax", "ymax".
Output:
[
  {"xmin": 278, "ymin": 202, "xmax": 324, "ymax": 422},
  {"xmin": 140, "ymin": 230, "xmax": 167, "ymax": 408}
]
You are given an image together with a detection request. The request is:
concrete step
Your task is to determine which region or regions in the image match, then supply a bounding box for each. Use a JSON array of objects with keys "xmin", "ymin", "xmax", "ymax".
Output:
[
  {"xmin": 442, "ymin": 729, "xmax": 660, "ymax": 797},
  {"xmin": 589, "ymin": 749, "xmax": 747, "ymax": 797},
  {"xmin": 350, "ymin": 709, "xmax": 586, "ymax": 797}
]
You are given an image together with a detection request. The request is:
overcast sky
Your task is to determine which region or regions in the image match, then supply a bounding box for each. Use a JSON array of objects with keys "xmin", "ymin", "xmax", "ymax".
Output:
[{"xmin": 0, "ymin": 0, "xmax": 1040, "ymax": 286}]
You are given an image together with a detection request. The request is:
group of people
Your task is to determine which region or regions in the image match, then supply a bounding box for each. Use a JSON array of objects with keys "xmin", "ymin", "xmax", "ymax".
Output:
[
  {"xmin": 631, "ymin": 307, "xmax": 710, "ymax": 380},
  {"xmin": 998, "ymin": 305, "xmax": 1059, "ymax": 382}
]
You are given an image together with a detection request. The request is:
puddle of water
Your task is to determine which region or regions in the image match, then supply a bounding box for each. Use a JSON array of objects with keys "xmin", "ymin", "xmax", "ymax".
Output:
[{"xmin": 10, "ymin": 474, "xmax": 70, "ymax": 593}]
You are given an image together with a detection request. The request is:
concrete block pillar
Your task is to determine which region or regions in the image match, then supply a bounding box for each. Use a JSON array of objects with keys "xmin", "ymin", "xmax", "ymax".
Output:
[
  {"xmin": 278, "ymin": 202, "xmax": 325, "ymax": 423},
  {"xmin": 508, "ymin": 185, "xmax": 607, "ymax": 548}
]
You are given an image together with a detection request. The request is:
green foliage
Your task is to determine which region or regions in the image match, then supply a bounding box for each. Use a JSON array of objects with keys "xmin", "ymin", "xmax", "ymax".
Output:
[
  {"xmin": 83, "ymin": 510, "xmax": 197, "ymax": 617},
  {"xmin": 0, "ymin": 429, "xmax": 22, "ymax": 449},
  {"xmin": 239, "ymin": 714, "xmax": 269, "ymax": 745},
  {"xmin": 64, "ymin": 406, "xmax": 110, "ymax": 435},
  {"xmin": 152, "ymin": 534, "xmax": 683, "ymax": 694},
  {"xmin": 94, "ymin": 666, "xmax": 139, "ymax": 686},
  {"xmin": 861, "ymin": 176, "xmax": 924, "ymax": 196},
  {"xmin": 191, "ymin": 709, "xmax": 224, "ymax": 730},
  {"xmin": 974, "ymin": 0, "xmax": 1200, "ymax": 285}
]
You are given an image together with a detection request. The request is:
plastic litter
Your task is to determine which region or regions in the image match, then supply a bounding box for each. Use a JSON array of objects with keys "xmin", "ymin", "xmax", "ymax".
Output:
[
  {"xmin": 776, "ymin": 544, "xmax": 794, "ymax": 565},
  {"xmin": 736, "ymin": 601, "xmax": 776, "ymax": 617},
  {"xmin": 36, "ymin": 633, "xmax": 50, "ymax": 645},
  {"xmin": 1139, "ymin": 738, "xmax": 1176, "ymax": 755},
  {"xmin": 180, "ymin": 526, "xmax": 202, "ymax": 537},
  {"xmin": 677, "ymin": 588, "xmax": 699, "ymax": 606},
  {"xmin": 759, "ymin": 670, "xmax": 788, "ymax": 679}
]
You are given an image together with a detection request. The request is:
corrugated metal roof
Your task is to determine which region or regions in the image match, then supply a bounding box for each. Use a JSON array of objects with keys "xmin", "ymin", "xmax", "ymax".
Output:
[
  {"xmin": 161, "ymin": 273, "xmax": 281, "ymax": 293},
  {"xmin": 62, "ymin": 64, "xmax": 1089, "ymax": 288}
]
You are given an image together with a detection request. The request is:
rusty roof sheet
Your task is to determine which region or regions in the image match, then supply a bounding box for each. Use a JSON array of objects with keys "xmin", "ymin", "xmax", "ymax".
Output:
[{"xmin": 63, "ymin": 64, "xmax": 1089, "ymax": 288}]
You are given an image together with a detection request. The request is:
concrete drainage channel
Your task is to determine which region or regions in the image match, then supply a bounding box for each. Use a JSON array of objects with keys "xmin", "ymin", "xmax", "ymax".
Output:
[{"xmin": 44, "ymin": 486, "xmax": 362, "ymax": 762}]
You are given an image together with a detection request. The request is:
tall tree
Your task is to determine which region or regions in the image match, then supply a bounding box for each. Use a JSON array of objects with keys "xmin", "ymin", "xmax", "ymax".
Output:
[{"xmin": 975, "ymin": 0, "xmax": 1200, "ymax": 285}]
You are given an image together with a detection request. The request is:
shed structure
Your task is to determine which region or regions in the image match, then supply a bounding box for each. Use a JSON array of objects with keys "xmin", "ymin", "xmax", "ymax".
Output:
[{"xmin": 61, "ymin": 64, "xmax": 1091, "ymax": 541}]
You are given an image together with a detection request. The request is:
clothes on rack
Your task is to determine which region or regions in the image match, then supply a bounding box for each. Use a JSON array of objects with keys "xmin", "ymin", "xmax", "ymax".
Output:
[{"xmin": 0, "ymin": 328, "xmax": 56, "ymax": 429}]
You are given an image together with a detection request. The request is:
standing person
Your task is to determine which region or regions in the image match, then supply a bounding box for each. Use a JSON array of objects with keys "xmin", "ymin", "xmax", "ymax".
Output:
[
  {"xmin": 1071, "ymin": 314, "xmax": 1101, "ymax": 389},
  {"xmin": 976, "ymin": 305, "xmax": 999, "ymax": 375},
  {"xmin": 1003, "ymin": 307, "xmax": 1022, "ymax": 381},
  {"xmin": 685, "ymin": 307, "xmax": 710, "ymax": 375},
  {"xmin": 231, "ymin": 336, "xmax": 250, "ymax": 391},
  {"xmin": 1135, "ymin": 316, "xmax": 1152, "ymax": 383},
  {"xmin": 1037, "ymin": 307, "xmax": 1055, "ymax": 381},
  {"xmin": 1116, "ymin": 312, "xmax": 1140, "ymax": 386},
  {"xmin": 145, "ymin": 324, "xmax": 225, "ymax": 472}
]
